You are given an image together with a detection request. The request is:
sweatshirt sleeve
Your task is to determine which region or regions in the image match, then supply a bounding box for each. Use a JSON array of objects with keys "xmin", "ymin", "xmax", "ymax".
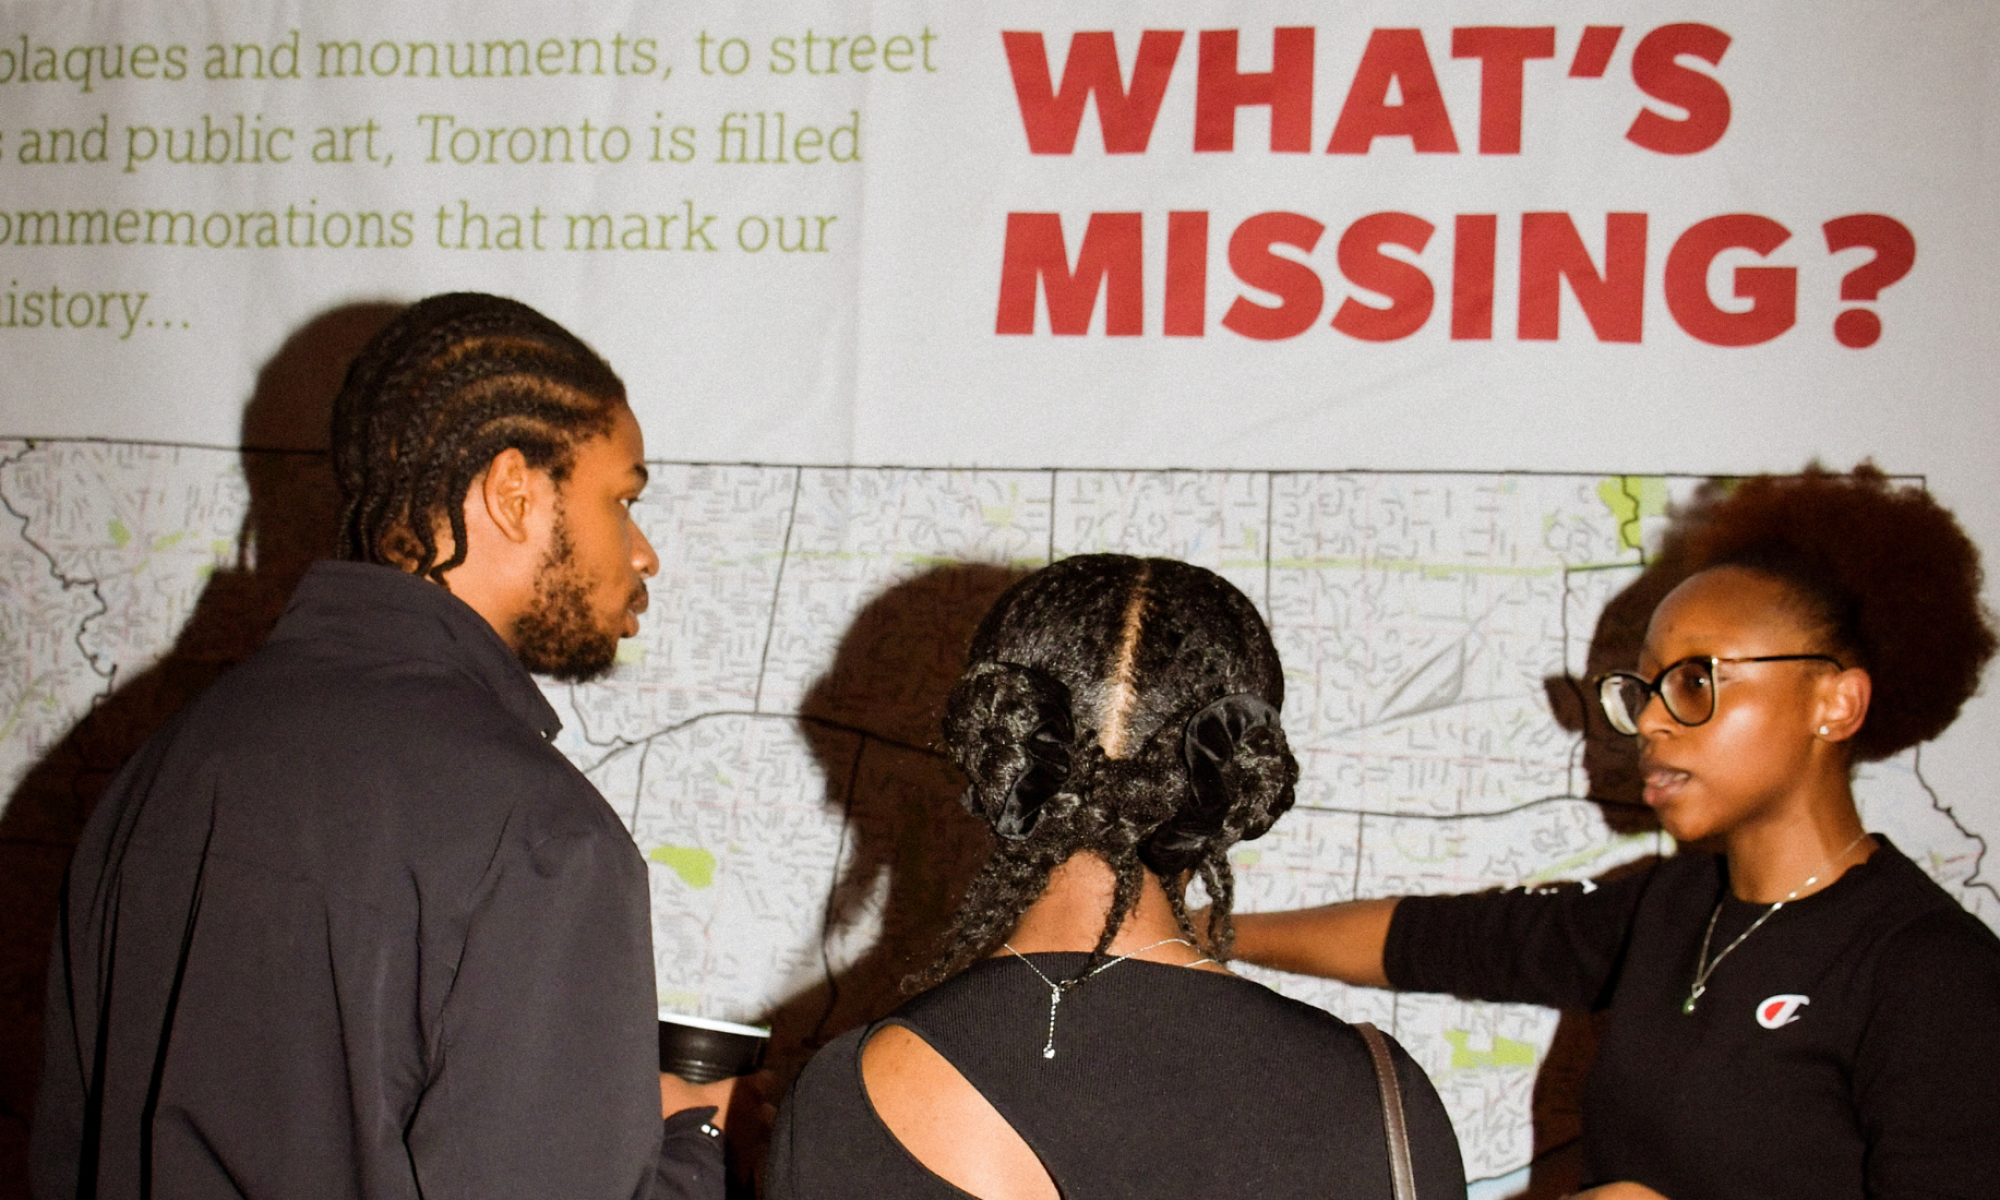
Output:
[
  {"xmin": 404, "ymin": 804, "xmax": 694, "ymax": 1200},
  {"xmin": 651, "ymin": 1108, "xmax": 727, "ymax": 1200},
  {"xmin": 1383, "ymin": 868, "xmax": 1654, "ymax": 1010}
]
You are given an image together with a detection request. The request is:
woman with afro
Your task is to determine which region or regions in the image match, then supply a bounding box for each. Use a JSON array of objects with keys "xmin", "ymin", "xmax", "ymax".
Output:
[
  {"xmin": 1231, "ymin": 466, "xmax": 2000, "ymax": 1200},
  {"xmin": 766, "ymin": 555, "xmax": 1467, "ymax": 1200}
]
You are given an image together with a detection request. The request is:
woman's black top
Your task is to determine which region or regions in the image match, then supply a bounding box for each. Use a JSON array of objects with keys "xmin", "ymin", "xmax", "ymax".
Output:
[
  {"xmin": 767, "ymin": 953, "xmax": 1466, "ymax": 1199},
  {"xmin": 1385, "ymin": 837, "xmax": 2000, "ymax": 1200}
]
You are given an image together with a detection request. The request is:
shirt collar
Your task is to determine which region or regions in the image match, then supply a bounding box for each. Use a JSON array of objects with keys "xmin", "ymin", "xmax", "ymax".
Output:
[{"xmin": 273, "ymin": 560, "xmax": 563, "ymax": 740}]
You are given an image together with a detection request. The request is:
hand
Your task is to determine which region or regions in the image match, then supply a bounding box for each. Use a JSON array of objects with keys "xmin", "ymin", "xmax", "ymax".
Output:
[
  {"xmin": 659, "ymin": 1072, "xmax": 740, "ymax": 1125},
  {"xmin": 1566, "ymin": 1183, "xmax": 1670, "ymax": 1200}
]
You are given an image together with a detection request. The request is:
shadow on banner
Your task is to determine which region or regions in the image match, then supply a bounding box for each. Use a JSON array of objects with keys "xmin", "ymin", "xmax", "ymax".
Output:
[
  {"xmin": 1516, "ymin": 496, "xmax": 1718, "ymax": 1199},
  {"xmin": 776, "ymin": 562, "xmax": 1026, "ymax": 1045}
]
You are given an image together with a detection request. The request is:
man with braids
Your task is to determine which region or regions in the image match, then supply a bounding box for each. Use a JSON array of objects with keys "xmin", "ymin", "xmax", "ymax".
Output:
[
  {"xmin": 766, "ymin": 554, "xmax": 1466, "ymax": 1200},
  {"xmin": 33, "ymin": 294, "xmax": 734, "ymax": 1200},
  {"xmin": 1232, "ymin": 466, "xmax": 2000, "ymax": 1200}
]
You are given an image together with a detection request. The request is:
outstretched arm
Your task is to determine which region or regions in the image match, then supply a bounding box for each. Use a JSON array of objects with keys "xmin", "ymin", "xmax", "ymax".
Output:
[{"xmin": 1229, "ymin": 898, "xmax": 1401, "ymax": 988}]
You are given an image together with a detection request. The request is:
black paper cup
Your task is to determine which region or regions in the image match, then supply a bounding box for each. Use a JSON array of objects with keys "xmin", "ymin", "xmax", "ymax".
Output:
[{"xmin": 657, "ymin": 1011, "xmax": 770, "ymax": 1084}]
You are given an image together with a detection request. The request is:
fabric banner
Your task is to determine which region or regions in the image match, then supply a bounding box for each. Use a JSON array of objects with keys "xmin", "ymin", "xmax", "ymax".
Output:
[{"xmin": 2, "ymin": 2, "xmax": 1996, "ymax": 1191}]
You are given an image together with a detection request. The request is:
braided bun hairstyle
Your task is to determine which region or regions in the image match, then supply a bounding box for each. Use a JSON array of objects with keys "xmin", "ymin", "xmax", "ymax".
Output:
[
  {"xmin": 921, "ymin": 555, "xmax": 1299, "ymax": 987},
  {"xmin": 330, "ymin": 292, "xmax": 627, "ymax": 585},
  {"xmin": 1677, "ymin": 465, "xmax": 1995, "ymax": 761}
]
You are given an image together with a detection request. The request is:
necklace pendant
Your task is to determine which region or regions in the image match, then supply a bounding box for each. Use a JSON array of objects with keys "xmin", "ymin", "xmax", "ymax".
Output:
[
  {"xmin": 1005, "ymin": 938, "xmax": 1199, "ymax": 1065},
  {"xmin": 1682, "ymin": 986, "xmax": 1704, "ymax": 1015}
]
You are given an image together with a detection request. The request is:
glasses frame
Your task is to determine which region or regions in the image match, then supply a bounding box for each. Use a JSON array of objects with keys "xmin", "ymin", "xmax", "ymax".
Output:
[{"xmin": 1593, "ymin": 654, "xmax": 1846, "ymax": 735}]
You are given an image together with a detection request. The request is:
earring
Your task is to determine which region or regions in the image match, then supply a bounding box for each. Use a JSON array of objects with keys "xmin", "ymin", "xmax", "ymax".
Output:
[{"xmin": 1818, "ymin": 724, "xmax": 1831, "ymax": 737}]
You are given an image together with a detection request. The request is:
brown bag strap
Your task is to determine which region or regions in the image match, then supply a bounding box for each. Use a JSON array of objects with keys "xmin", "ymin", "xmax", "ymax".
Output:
[{"xmin": 1354, "ymin": 1022, "xmax": 1418, "ymax": 1200}]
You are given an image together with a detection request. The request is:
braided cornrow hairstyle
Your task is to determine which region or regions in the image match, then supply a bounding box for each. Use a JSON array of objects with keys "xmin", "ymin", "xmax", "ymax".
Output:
[
  {"xmin": 1679, "ymin": 463, "xmax": 1996, "ymax": 761},
  {"xmin": 330, "ymin": 292, "xmax": 627, "ymax": 585},
  {"xmin": 919, "ymin": 555, "xmax": 1300, "ymax": 989}
]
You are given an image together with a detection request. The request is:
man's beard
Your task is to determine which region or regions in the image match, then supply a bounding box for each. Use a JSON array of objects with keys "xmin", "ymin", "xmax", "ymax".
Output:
[{"xmin": 513, "ymin": 516, "xmax": 633, "ymax": 682}]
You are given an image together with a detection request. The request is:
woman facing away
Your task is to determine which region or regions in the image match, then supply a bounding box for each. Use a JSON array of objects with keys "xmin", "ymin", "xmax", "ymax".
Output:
[
  {"xmin": 766, "ymin": 554, "xmax": 1466, "ymax": 1200},
  {"xmin": 1231, "ymin": 467, "xmax": 2000, "ymax": 1200}
]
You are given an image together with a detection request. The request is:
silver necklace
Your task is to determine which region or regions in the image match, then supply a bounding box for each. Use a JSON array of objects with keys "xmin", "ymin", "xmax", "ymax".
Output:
[
  {"xmin": 1683, "ymin": 832, "xmax": 1867, "ymax": 1014},
  {"xmin": 1003, "ymin": 937, "xmax": 1215, "ymax": 1059}
]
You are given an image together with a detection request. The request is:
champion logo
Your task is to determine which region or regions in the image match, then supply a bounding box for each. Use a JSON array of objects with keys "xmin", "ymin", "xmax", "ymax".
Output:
[{"xmin": 1756, "ymin": 994, "xmax": 1810, "ymax": 1029}]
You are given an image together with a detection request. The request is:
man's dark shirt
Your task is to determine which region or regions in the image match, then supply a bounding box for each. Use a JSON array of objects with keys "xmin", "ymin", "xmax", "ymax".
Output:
[{"xmin": 32, "ymin": 560, "xmax": 722, "ymax": 1200}]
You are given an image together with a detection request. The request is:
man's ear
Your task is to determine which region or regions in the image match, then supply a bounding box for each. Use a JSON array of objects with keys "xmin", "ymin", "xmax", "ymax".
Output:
[{"xmin": 478, "ymin": 448, "xmax": 537, "ymax": 544}]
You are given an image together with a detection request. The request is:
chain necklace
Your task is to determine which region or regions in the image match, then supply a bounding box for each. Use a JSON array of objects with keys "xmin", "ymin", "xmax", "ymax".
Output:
[
  {"xmin": 1683, "ymin": 832, "xmax": 1868, "ymax": 1015},
  {"xmin": 1003, "ymin": 937, "xmax": 1215, "ymax": 1059}
]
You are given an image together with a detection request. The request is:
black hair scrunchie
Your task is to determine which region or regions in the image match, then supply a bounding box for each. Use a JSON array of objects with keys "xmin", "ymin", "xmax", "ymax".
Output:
[
  {"xmin": 1139, "ymin": 692, "xmax": 1282, "ymax": 874},
  {"xmin": 952, "ymin": 663, "xmax": 1075, "ymax": 841},
  {"xmin": 986, "ymin": 718, "xmax": 1071, "ymax": 840}
]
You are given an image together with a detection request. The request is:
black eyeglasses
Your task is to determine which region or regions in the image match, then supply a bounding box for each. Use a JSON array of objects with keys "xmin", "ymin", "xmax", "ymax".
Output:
[{"xmin": 1594, "ymin": 654, "xmax": 1845, "ymax": 735}]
